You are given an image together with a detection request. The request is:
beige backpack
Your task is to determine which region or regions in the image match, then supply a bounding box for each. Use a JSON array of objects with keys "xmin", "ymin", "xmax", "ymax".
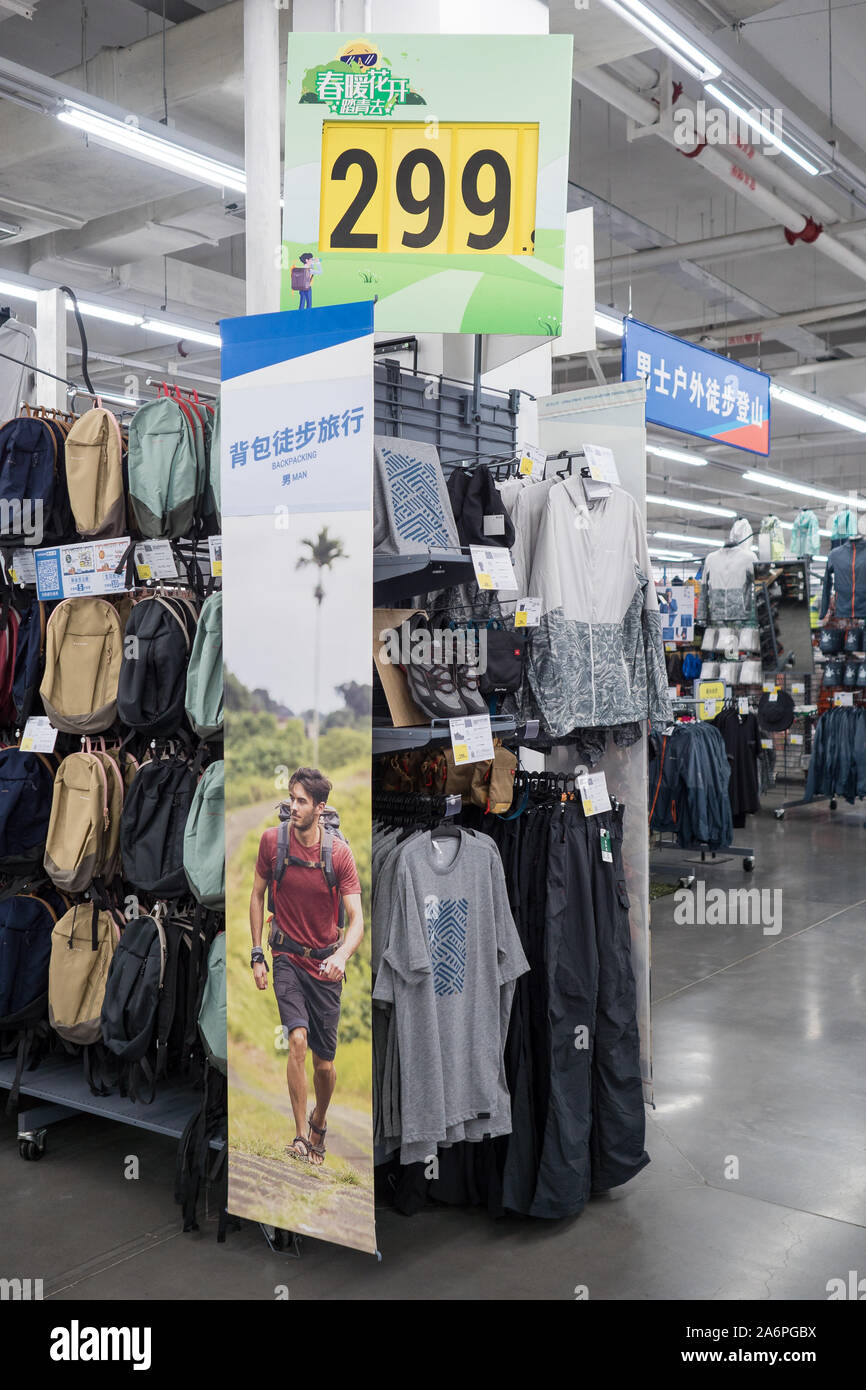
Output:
[
  {"xmin": 40, "ymin": 597, "xmax": 124, "ymax": 733},
  {"xmin": 43, "ymin": 741, "xmax": 126, "ymax": 892},
  {"xmin": 48, "ymin": 902, "xmax": 122, "ymax": 1044},
  {"xmin": 64, "ymin": 405, "xmax": 126, "ymax": 538}
]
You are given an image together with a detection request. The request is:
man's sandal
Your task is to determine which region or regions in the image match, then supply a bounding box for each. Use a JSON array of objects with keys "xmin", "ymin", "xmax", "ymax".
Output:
[
  {"xmin": 285, "ymin": 1135, "xmax": 313, "ymax": 1162},
  {"xmin": 307, "ymin": 1111, "xmax": 327, "ymax": 1163}
]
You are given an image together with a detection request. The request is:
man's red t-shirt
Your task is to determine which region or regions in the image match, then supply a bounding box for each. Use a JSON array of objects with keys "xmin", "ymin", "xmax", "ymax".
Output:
[{"xmin": 256, "ymin": 825, "xmax": 361, "ymax": 979}]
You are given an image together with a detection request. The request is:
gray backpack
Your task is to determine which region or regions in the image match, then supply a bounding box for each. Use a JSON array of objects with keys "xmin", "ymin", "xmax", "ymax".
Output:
[
  {"xmin": 185, "ymin": 591, "xmax": 222, "ymax": 739},
  {"xmin": 127, "ymin": 396, "xmax": 199, "ymax": 538}
]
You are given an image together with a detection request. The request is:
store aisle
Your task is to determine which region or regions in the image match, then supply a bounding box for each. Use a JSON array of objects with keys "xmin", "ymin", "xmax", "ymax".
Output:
[{"xmin": 3, "ymin": 792, "xmax": 864, "ymax": 1301}]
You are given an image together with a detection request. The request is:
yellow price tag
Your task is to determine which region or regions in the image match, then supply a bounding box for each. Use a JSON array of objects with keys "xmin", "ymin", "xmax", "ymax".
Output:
[
  {"xmin": 20, "ymin": 736, "xmax": 33, "ymax": 751},
  {"xmin": 212, "ymin": 559, "xmax": 223, "ymax": 577},
  {"xmin": 453, "ymin": 742, "xmax": 469, "ymax": 764},
  {"xmin": 519, "ymin": 456, "xmax": 534, "ymax": 476},
  {"xmin": 581, "ymin": 798, "xmax": 594, "ymax": 816},
  {"xmin": 477, "ymin": 572, "xmax": 493, "ymax": 590},
  {"xmin": 8, "ymin": 567, "xmax": 17, "ymax": 583},
  {"xmin": 319, "ymin": 121, "xmax": 538, "ymax": 257},
  {"xmin": 137, "ymin": 563, "xmax": 152, "ymax": 580},
  {"xmin": 515, "ymin": 609, "xmax": 527, "ymax": 628}
]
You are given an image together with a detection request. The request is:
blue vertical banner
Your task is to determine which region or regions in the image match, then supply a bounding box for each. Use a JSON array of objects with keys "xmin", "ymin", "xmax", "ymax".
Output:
[
  {"xmin": 221, "ymin": 304, "xmax": 376, "ymax": 1256},
  {"xmin": 622, "ymin": 318, "xmax": 770, "ymax": 455}
]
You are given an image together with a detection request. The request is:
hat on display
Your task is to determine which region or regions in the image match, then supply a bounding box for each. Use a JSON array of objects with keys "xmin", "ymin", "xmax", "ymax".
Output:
[
  {"xmin": 738, "ymin": 627, "xmax": 760, "ymax": 653},
  {"xmin": 739, "ymin": 659, "xmax": 762, "ymax": 685},
  {"xmin": 819, "ymin": 628, "xmax": 844, "ymax": 655},
  {"xmin": 701, "ymin": 628, "xmax": 718, "ymax": 651},
  {"xmin": 757, "ymin": 689, "xmax": 796, "ymax": 732},
  {"xmin": 822, "ymin": 658, "xmax": 843, "ymax": 687},
  {"xmin": 844, "ymin": 627, "xmax": 863, "ymax": 654}
]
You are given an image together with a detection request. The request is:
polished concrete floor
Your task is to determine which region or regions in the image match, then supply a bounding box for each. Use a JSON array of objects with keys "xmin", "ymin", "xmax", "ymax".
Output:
[{"xmin": 3, "ymin": 788, "xmax": 864, "ymax": 1301}]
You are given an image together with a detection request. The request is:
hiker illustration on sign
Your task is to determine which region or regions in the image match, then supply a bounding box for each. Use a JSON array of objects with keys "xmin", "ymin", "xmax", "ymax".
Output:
[{"xmin": 291, "ymin": 252, "xmax": 322, "ymax": 310}]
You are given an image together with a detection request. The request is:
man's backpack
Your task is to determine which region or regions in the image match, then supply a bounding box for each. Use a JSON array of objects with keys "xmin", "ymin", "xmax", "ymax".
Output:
[
  {"xmin": 0, "ymin": 414, "xmax": 73, "ymax": 544},
  {"xmin": 291, "ymin": 265, "xmax": 312, "ymax": 291},
  {"xmin": 44, "ymin": 742, "xmax": 125, "ymax": 892},
  {"xmin": 48, "ymin": 901, "xmax": 121, "ymax": 1045},
  {"xmin": 64, "ymin": 406, "xmax": 126, "ymax": 538},
  {"xmin": 116, "ymin": 594, "xmax": 198, "ymax": 735},
  {"xmin": 127, "ymin": 397, "xmax": 199, "ymax": 539},
  {"xmin": 120, "ymin": 752, "xmax": 196, "ymax": 897},
  {"xmin": 0, "ymin": 883, "xmax": 68, "ymax": 1111},
  {"xmin": 0, "ymin": 747, "xmax": 57, "ymax": 874},
  {"xmin": 40, "ymin": 597, "xmax": 124, "ymax": 734},
  {"xmin": 183, "ymin": 760, "xmax": 224, "ymax": 908},
  {"xmin": 184, "ymin": 591, "xmax": 222, "ymax": 739},
  {"xmin": 268, "ymin": 803, "xmax": 348, "ymax": 929},
  {"xmin": 12, "ymin": 596, "xmax": 46, "ymax": 724}
]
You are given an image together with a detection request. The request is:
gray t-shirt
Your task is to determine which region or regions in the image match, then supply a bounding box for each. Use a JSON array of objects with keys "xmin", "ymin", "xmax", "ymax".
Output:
[{"xmin": 372, "ymin": 829, "xmax": 528, "ymax": 1160}]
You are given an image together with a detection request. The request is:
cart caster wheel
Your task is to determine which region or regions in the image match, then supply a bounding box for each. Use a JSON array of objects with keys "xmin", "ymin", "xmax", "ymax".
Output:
[
  {"xmin": 774, "ymin": 809, "xmax": 785, "ymax": 820},
  {"xmin": 19, "ymin": 1139, "xmax": 44, "ymax": 1160},
  {"xmin": 829, "ymin": 798, "xmax": 838, "ymax": 810},
  {"xmin": 743, "ymin": 857, "xmax": 756, "ymax": 872}
]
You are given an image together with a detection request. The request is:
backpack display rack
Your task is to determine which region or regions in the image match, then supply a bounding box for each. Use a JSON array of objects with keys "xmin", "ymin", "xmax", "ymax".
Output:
[{"xmin": 0, "ymin": 357, "xmax": 229, "ymax": 1237}]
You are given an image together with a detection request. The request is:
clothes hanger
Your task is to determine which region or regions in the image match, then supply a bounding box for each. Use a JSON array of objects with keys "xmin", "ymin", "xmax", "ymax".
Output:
[{"xmin": 0, "ymin": 307, "xmax": 11, "ymax": 328}]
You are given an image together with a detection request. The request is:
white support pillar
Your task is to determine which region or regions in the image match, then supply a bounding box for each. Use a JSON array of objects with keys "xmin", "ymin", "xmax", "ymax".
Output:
[
  {"xmin": 244, "ymin": 0, "xmax": 282, "ymax": 315},
  {"xmin": 35, "ymin": 288, "xmax": 67, "ymax": 412}
]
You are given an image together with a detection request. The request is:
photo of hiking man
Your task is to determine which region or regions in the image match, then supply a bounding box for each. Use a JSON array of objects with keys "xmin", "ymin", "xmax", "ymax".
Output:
[{"xmin": 249, "ymin": 767, "xmax": 363, "ymax": 1166}]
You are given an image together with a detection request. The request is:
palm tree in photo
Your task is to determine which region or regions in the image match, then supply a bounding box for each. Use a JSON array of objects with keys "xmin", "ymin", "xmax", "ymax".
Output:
[{"xmin": 296, "ymin": 526, "xmax": 348, "ymax": 764}]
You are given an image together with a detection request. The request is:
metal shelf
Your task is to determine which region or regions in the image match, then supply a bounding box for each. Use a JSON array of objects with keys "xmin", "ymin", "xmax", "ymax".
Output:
[
  {"xmin": 373, "ymin": 715, "xmax": 518, "ymax": 755},
  {"xmin": 373, "ymin": 548, "xmax": 476, "ymax": 604}
]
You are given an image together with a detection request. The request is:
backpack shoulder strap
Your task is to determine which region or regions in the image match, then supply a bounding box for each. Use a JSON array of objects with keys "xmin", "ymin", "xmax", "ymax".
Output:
[
  {"xmin": 320, "ymin": 827, "xmax": 337, "ymax": 891},
  {"xmin": 274, "ymin": 820, "xmax": 291, "ymax": 887}
]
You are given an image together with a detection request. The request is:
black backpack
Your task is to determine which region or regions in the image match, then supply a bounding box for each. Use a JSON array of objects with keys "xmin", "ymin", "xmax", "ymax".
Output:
[
  {"xmin": 267, "ymin": 804, "xmax": 348, "ymax": 929},
  {"xmin": 116, "ymin": 595, "xmax": 198, "ymax": 736},
  {"xmin": 12, "ymin": 596, "xmax": 47, "ymax": 725},
  {"xmin": 0, "ymin": 881, "xmax": 68, "ymax": 1112},
  {"xmin": 0, "ymin": 747, "xmax": 58, "ymax": 874},
  {"xmin": 120, "ymin": 752, "xmax": 196, "ymax": 897},
  {"xmin": 100, "ymin": 910, "xmax": 193, "ymax": 1101}
]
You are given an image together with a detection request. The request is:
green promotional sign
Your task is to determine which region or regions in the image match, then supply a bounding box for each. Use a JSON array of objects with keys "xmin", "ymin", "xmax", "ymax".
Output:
[{"xmin": 282, "ymin": 33, "xmax": 573, "ymax": 335}]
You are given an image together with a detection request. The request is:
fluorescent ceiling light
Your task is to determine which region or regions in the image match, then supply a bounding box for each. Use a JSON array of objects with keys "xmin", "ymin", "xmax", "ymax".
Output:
[
  {"xmin": 595, "ymin": 309, "xmax": 624, "ymax": 337},
  {"xmin": 141, "ymin": 317, "xmax": 221, "ymax": 348},
  {"xmin": 74, "ymin": 299, "xmax": 144, "ymax": 327},
  {"xmin": 57, "ymin": 100, "xmax": 246, "ymax": 194},
  {"xmin": 703, "ymin": 85, "xmax": 820, "ymax": 177},
  {"xmin": 770, "ymin": 381, "xmax": 866, "ymax": 434},
  {"xmin": 647, "ymin": 442, "xmax": 708, "ymax": 467},
  {"xmin": 647, "ymin": 492, "xmax": 738, "ymax": 517},
  {"xmin": 742, "ymin": 469, "xmax": 866, "ymax": 509},
  {"xmin": 649, "ymin": 547, "xmax": 697, "ymax": 559},
  {"xmin": 654, "ymin": 530, "xmax": 723, "ymax": 547},
  {"xmin": 0, "ymin": 278, "xmax": 38, "ymax": 303},
  {"xmin": 598, "ymin": 0, "xmax": 721, "ymax": 82}
]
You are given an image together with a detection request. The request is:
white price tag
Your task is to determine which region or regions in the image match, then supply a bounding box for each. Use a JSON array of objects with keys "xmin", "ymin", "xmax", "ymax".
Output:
[
  {"xmin": 517, "ymin": 442, "xmax": 545, "ymax": 481},
  {"xmin": 19, "ymin": 716, "xmax": 57, "ymax": 753},
  {"xmin": 470, "ymin": 545, "xmax": 517, "ymax": 592},
  {"xmin": 515, "ymin": 597, "xmax": 541, "ymax": 628},
  {"xmin": 208, "ymin": 534, "xmax": 223, "ymax": 578},
  {"xmin": 761, "ymin": 738, "xmax": 774, "ymax": 750},
  {"xmin": 449, "ymin": 713, "xmax": 495, "ymax": 766},
  {"xmin": 9, "ymin": 549, "xmax": 36, "ymax": 585},
  {"xmin": 769, "ymin": 692, "xmax": 778, "ymax": 703},
  {"xmin": 134, "ymin": 539, "xmax": 178, "ymax": 582},
  {"xmin": 738, "ymin": 697, "xmax": 750, "ymax": 715},
  {"xmin": 792, "ymin": 683, "xmax": 805, "ymax": 696},
  {"xmin": 581, "ymin": 442, "xmax": 620, "ymax": 486},
  {"xmin": 576, "ymin": 770, "xmax": 612, "ymax": 817},
  {"xmin": 834, "ymin": 691, "xmax": 854, "ymax": 707},
  {"xmin": 790, "ymin": 734, "xmax": 804, "ymax": 746},
  {"xmin": 482, "ymin": 513, "xmax": 506, "ymax": 537},
  {"xmin": 702, "ymin": 698, "xmax": 718, "ymax": 717}
]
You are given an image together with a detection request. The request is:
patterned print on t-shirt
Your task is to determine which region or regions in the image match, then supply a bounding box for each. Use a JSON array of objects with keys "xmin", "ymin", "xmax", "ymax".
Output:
[{"xmin": 423, "ymin": 894, "xmax": 468, "ymax": 997}]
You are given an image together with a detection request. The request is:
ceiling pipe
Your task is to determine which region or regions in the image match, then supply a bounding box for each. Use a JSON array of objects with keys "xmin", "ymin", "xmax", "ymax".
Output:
[
  {"xmin": 665, "ymin": 298, "xmax": 866, "ymax": 341},
  {"xmin": 574, "ymin": 65, "xmax": 866, "ymax": 289}
]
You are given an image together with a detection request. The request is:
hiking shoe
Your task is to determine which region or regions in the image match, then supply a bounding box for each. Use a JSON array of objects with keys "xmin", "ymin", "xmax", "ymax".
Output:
[
  {"xmin": 400, "ymin": 614, "xmax": 467, "ymax": 719},
  {"xmin": 455, "ymin": 663, "xmax": 488, "ymax": 715}
]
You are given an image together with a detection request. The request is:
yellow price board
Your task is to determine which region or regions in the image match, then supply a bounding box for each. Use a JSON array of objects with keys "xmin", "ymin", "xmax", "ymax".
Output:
[{"xmin": 319, "ymin": 121, "xmax": 538, "ymax": 256}]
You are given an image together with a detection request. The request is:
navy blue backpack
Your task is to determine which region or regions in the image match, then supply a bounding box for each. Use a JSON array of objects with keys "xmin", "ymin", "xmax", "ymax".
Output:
[
  {"xmin": 12, "ymin": 598, "xmax": 47, "ymax": 725},
  {"xmin": 0, "ymin": 883, "xmax": 68, "ymax": 1111},
  {"xmin": 0, "ymin": 747, "xmax": 58, "ymax": 874},
  {"xmin": 0, "ymin": 416, "xmax": 73, "ymax": 545}
]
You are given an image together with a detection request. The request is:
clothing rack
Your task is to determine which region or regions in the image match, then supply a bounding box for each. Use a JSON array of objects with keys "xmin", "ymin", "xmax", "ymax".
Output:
[{"xmin": 372, "ymin": 790, "xmax": 462, "ymax": 824}]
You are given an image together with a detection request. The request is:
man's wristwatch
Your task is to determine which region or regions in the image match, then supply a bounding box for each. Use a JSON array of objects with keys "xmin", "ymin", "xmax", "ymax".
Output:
[{"xmin": 251, "ymin": 949, "xmax": 268, "ymax": 970}]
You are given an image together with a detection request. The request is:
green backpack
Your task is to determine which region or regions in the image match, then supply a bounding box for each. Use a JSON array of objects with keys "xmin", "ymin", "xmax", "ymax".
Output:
[
  {"xmin": 185, "ymin": 591, "xmax": 223, "ymax": 739},
  {"xmin": 127, "ymin": 396, "xmax": 199, "ymax": 538},
  {"xmin": 197, "ymin": 931, "xmax": 226, "ymax": 1075},
  {"xmin": 209, "ymin": 398, "xmax": 221, "ymax": 519},
  {"xmin": 183, "ymin": 761, "xmax": 224, "ymax": 908}
]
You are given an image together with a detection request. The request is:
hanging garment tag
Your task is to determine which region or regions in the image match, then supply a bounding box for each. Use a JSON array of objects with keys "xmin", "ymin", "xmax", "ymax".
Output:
[
  {"xmin": 702, "ymin": 698, "xmax": 718, "ymax": 718},
  {"xmin": 738, "ymin": 697, "xmax": 750, "ymax": 715},
  {"xmin": 450, "ymin": 713, "xmax": 495, "ymax": 765},
  {"xmin": 482, "ymin": 513, "xmax": 506, "ymax": 537},
  {"xmin": 769, "ymin": 691, "xmax": 778, "ymax": 703},
  {"xmin": 20, "ymin": 716, "xmax": 57, "ymax": 753},
  {"xmin": 599, "ymin": 826, "xmax": 613, "ymax": 863},
  {"xmin": 518, "ymin": 442, "xmax": 545, "ymax": 480},
  {"xmin": 208, "ymin": 534, "xmax": 223, "ymax": 578},
  {"xmin": 9, "ymin": 548, "xmax": 36, "ymax": 586},
  {"xmin": 135, "ymin": 539, "xmax": 178, "ymax": 582},
  {"xmin": 789, "ymin": 733, "xmax": 804, "ymax": 746},
  {"xmin": 577, "ymin": 770, "xmax": 612, "ymax": 817},
  {"xmin": 515, "ymin": 597, "xmax": 541, "ymax": 628},
  {"xmin": 582, "ymin": 442, "xmax": 620, "ymax": 486},
  {"xmin": 834, "ymin": 691, "xmax": 854, "ymax": 707},
  {"xmin": 470, "ymin": 545, "xmax": 518, "ymax": 592},
  {"xmin": 761, "ymin": 738, "xmax": 774, "ymax": 749},
  {"xmin": 791, "ymin": 682, "xmax": 805, "ymax": 696},
  {"xmin": 762, "ymin": 680, "xmax": 776, "ymax": 693}
]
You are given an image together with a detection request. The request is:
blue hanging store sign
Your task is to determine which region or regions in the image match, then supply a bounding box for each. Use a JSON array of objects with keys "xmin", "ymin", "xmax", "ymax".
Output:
[{"xmin": 622, "ymin": 318, "xmax": 770, "ymax": 456}]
